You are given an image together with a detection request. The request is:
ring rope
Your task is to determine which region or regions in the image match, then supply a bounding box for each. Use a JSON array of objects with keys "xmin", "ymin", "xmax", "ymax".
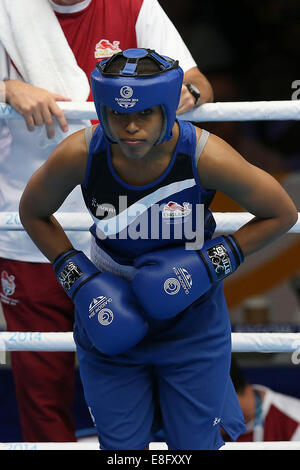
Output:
[
  {"xmin": 1, "ymin": 332, "xmax": 300, "ymax": 352},
  {"xmin": 1, "ymin": 100, "xmax": 300, "ymax": 122},
  {"xmin": 0, "ymin": 212, "xmax": 299, "ymax": 232},
  {"xmin": 0, "ymin": 441, "xmax": 299, "ymax": 450}
]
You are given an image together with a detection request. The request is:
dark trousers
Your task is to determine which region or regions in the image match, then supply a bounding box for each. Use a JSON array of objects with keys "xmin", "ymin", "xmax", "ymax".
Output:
[{"xmin": 0, "ymin": 258, "xmax": 76, "ymax": 442}]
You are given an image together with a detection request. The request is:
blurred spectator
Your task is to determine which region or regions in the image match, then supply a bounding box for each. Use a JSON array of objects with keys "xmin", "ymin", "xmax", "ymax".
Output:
[
  {"xmin": 161, "ymin": 0, "xmax": 300, "ymax": 173},
  {"xmin": 228, "ymin": 358, "xmax": 300, "ymax": 442},
  {"xmin": 290, "ymin": 272, "xmax": 300, "ymax": 305},
  {"xmin": 202, "ymin": 72, "xmax": 289, "ymax": 174},
  {"xmin": 242, "ymin": 296, "xmax": 270, "ymax": 324},
  {"xmin": 290, "ymin": 272, "xmax": 300, "ymax": 320}
]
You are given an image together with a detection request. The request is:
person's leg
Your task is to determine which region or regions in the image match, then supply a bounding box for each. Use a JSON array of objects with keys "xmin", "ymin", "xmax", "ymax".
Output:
[
  {"xmin": 220, "ymin": 376, "xmax": 246, "ymax": 441},
  {"xmin": 75, "ymin": 315, "xmax": 154, "ymax": 450},
  {"xmin": 157, "ymin": 349, "xmax": 231, "ymax": 450},
  {"xmin": 0, "ymin": 258, "xmax": 76, "ymax": 441},
  {"xmin": 10, "ymin": 350, "xmax": 76, "ymax": 441},
  {"xmin": 154, "ymin": 285, "xmax": 233, "ymax": 450}
]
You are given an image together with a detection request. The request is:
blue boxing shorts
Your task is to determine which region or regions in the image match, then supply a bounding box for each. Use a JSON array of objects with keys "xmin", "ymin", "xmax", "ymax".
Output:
[{"xmin": 74, "ymin": 282, "xmax": 245, "ymax": 450}]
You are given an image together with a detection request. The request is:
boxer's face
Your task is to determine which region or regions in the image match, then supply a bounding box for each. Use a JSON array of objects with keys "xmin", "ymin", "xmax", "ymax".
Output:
[{"xmin": 106, "ymin": 106, "xmax": 164, "ymax": 160}]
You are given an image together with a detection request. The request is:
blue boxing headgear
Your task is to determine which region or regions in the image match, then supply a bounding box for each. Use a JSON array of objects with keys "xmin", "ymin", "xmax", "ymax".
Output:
[{"xmin": 90, "ymin": 48, "xmax": 184, "ymax": 145}]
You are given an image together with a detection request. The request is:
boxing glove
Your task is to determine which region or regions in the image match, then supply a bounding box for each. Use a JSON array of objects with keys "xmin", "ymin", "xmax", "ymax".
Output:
[
  {"xmin": 132, "ymin": 235, "xmax": 244, "ymax": 319},
  {"xmin": 53, "ymin": 249, "xmax": 148, "ymax": 355}
]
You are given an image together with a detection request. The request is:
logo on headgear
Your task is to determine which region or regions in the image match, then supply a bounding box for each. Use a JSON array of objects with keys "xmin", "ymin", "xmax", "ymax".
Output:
[
  {"xmin": 115, "ymin": 86, "xmax": 138, "ymax": 109},
  {"xmin": 120, "ymin": 86, "xmax": 133, "ymax": 99},
  {"xmin": 164, "ymin": 278, "xmax": 181, "ymax": 295},
  {"xmin": 98, "ymin": 308, "xmax": 114, "ymax": 326}
]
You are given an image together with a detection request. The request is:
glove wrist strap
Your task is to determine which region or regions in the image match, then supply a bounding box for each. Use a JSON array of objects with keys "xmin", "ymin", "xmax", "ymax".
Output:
[
  {"xmin": 225, "ymin": 234, "xmax": 244, "ymax": 264},
  {"xmin": 199, "ymin": 234, "xmax": 244, "ymax": 283},
  {"xmin": 53, "ymin": 249, "xmax": 80, "ymax": 273},
  {"xmin": 53, "ymin": 250, "xmax": 100, "ymax": 301}
]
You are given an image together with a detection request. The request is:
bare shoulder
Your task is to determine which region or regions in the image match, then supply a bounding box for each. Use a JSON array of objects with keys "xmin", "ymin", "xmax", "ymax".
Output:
[
  {"xmin": 196, "ymin": 131, "xmax": 298, "ymax": 223},
  {"xmin": 194, "ymin": 125, "xmax": 202, "ymax": 142},
  {"xmin": 194, "ymin": 125, "xmax": 210, "ymax": 146},
  {"xmin": 196, "ymin": 131, "xmax": 254, "ymax": 191},
  {"xmin": 49, "ymin": 127, "xmax": 87, "ymax": 164},
  {"xmin": 198, "ymin": 131, "xmax": 243, "ymax": 168}
]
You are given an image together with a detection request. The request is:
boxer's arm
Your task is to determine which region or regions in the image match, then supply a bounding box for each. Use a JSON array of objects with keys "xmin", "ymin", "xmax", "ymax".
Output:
[
  {"xmin": 197, "ymin": 131, "xmax": 298, "ymax": 257},
  {"xmin": 19, "ymin": 128, "xmax": 88, "ymax": 261}
]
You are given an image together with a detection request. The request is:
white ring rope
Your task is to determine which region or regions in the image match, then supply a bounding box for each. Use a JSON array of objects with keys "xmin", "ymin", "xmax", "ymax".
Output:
[
  {"xmin": 0, "ymin": 441, "xmax": 299, "ymax": 450},
  {"xmin": 0, "ymin": 211, "xmax": 299, "ymax": 232},
  {"xmin": 1, "ymin": 100, "xmax": 300, "ymax": 122},
  {"xmin": 1, "ymin": 332, "xmax": 300, "ymax": 352}
]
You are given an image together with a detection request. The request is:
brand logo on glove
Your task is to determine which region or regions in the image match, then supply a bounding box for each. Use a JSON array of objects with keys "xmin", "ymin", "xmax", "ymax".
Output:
[
  {"xmin": 89, "ymin": 296, "xmax": 112, "ymax": 319},
  {"xmin": 207, "ymin": 244, "xmax": 232, "ymax": 280},
  {"xmin": 173, "ymin": 267, "xmax": 192, "ymax": 294},
  {"xmin": 164, "ymin": 267, "xmax": 193, "ymax": 296},
  {"xmin": 164, "ymin": 278, "xmax": 181, "ymax": 295},
  {"xmin": 58, "ymin": 262, "xmax": 83, "ymax": 291},
  {"xmin": 98, "ymin": 308, "xmax": 114, "ymax": 326}
]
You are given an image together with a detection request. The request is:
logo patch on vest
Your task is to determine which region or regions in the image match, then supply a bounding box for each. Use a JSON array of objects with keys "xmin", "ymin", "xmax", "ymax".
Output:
[
  {"xmin": 94, "ymin": 39, "xmax": 122, "ymax": 59},
  {"xmin": 162, "ymin": 201, "xmax": 191, "ymax": 219}
]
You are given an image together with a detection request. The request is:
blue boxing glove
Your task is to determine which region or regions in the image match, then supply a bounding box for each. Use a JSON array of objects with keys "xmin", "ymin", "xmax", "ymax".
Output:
[
  {"xmin": 53, "ymin": 249, "xmax": 148, "ymax": 355},
  {"xmin": 132, "ymin": 235, "xmax": 244, "ymax": 319}
]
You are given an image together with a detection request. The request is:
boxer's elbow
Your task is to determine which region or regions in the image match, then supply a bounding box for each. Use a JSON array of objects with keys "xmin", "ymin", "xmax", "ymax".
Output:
[
  {"xmin": 19, "ymin": 187, "xmax": 37, "ymax": 227},
  {"xmin": 19, "ymin": 191, "xmax": 32, "ymax": 229},
  {"xmin": 278, "ymin": 204, "xmax": 298, "ymax": 233}
]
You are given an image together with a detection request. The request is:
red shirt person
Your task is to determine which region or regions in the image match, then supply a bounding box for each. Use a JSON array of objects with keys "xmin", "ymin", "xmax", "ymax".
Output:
[{"xmin": 0, "ymin": 0, "xmax": 213, "ymax": 442}]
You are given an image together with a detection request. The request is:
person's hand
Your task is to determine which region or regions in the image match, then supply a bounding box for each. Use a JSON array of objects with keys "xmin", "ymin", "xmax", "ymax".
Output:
[
  {"xmin": 176, "ymin": 84, "xmax": 197, "ymax": 115},
  {"xmin": 5, "ymin": 80, "xmax": 71, "ymax": 139}
]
